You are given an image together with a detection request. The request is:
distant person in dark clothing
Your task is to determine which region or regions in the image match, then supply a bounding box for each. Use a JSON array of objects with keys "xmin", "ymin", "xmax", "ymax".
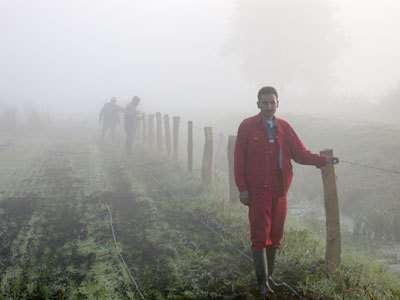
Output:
[
  {"xmin": 124, "ymin": 96, "xmax": 140, "ymax": 154},
  {"xmin": 99, "ymin": 97, "xmax": 123, "ymax": 142}
]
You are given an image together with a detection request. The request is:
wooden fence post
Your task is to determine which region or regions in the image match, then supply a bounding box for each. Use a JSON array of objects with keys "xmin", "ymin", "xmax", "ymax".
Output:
[
  {"xmin": 320, "ymin": 149, "xmax": 341, "ymax": 272},
  {"xmin": 142, "ymin": 113, "xmax": 146, "ymax": 144},
  {"xmin": 187, "ymin": 121, "xmax": 193, "ymax": 172},
  {"xmin": 228, "ymin": 136, "xmax": 239, "ymax": 203},
  {"xmin": 172, "ymin": 116, "xmax": 180, "ymax": 161},
  {"xmin": 148, "ymin": 114, "xmax": 155, "ymax": 149},
  {"xmin": 164, "ymin": 115, "xmax": 171, "ymax": 156},
  {"xmin": 156, "ymin": 112, "xmax": 162, "ymax": 151},
  {"xmin": 202, "ymin": 127, "xmax": 213, "ymax": 187}
]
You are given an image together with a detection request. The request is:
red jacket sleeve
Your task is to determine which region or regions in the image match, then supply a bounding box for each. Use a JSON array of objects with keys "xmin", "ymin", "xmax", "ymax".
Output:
[
  {"xmin": 234, "ymin": 122, "xmax": 248, "ymax": 192},
  {"xmin": 289, "ymin": 126, "xmax": 327, "ymax": 168}
]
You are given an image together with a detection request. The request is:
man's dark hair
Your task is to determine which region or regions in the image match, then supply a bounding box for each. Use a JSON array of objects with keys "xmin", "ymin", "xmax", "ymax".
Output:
[{"xmin": 257, "ymin": 86, "xmax": 278, "ymax": 100}]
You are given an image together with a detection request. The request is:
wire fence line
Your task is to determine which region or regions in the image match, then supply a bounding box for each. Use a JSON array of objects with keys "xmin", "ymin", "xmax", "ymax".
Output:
[
  {"xmin": 341, "ymin": 160, "xmax": 400, "ymax": 175},
  {"xmin": 100, "ymin": 142, "xmax": 149, "ymax": 300},
  {"xmin": 179, "ymin": 119, "xmax": 228, "ymax": 139},
  {"xmin": 104, "ymin": 201, "xmax": 146, "ymax": 300},
  {"xmin": 162, "ymin": 113, "xmax": 400, "ymax": 177},
  {"xmin": 146, "ymin": 172, "xmax": 304, "ymax": 300},
  {"xmin": 2, "ymin": 123, "xmax": 398, "ymax": 298}
]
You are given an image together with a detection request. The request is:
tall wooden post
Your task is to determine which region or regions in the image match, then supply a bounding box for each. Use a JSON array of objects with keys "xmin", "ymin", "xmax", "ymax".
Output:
[
  {"xmin": 156, "ymin": 112, "xmax": 162, "ymax": 151},
  {"xmin": 320, "ymin": 149, "xmax": 341, "ymax": 272},
  {"xmin": 228, "ymin": 136, "xmax": 239, "ymax": 203},
  {"xmin": 187, "ymin": 121, "xmax": 193, "ymax": 172},
  {"xmin": 142, "ymin": 113, "xmax": 146, "ymax": 144},
  {"xmin": 164, "ymin": 115, "xmax": 171, "ymax": 156},
  {"xmin": 202, "ymin": 127, "xmax": 213, "ymax": 187},
  {"xmin": 148, "ymin": 114, "xmax": 155, "ymax": 149},
  {"xmin": 172, "ymin": 116, "xmax": 180, "ymax": 161}
]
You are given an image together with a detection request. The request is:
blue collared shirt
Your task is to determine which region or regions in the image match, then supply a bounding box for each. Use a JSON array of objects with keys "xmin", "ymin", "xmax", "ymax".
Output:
[
  {"xmin": 263, "ymin": 118, "xmax": 277, "ymax": 143},
  {"xmin": 262, "ymin": 117, "xmax": 282, "ymax": 169}
]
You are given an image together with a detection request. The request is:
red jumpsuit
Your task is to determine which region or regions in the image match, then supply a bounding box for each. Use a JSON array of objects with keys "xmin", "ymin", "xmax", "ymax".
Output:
[{"xmin": 234, "ymin": 114, "xmax": 327, "ymax": 250}]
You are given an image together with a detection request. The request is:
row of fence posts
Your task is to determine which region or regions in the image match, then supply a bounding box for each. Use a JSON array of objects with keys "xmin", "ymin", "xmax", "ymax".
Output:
[
  {"xmin": 136, "ymin": 112, "xmax": 341, "ymax": 273},
  {"xmin": 138, "ymin": 113, "xmax": 227, "ymax": 192}
]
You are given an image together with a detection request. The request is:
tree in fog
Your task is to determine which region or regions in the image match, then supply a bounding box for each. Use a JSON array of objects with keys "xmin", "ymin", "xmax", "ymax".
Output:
[{"xmin": 224, "ymin": 0, "xmax": 344, "ymax": 94}]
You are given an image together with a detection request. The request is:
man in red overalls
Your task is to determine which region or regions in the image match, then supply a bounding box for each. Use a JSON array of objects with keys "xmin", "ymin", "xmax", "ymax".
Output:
[{"xmin": 234, "ymin": 86, "xmax": 339, "ymax": 295}]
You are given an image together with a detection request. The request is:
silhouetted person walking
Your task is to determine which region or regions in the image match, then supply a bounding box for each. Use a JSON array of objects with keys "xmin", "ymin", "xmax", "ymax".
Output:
[
  {"xmin": 124, "ymin": 96, "xmax": 140, "ymax": 154},
  {"xmin": 99, "ymin": 97, "xmax": 123, "ymax": 142}
]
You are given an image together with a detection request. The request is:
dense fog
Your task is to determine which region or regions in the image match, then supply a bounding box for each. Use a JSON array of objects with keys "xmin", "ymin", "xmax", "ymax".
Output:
[
  {"xmin": 1, "ymin": 0, "xmax": 399, "ymax": 122},
  {"xmin": 1, "ymin": 2, "xmax": 400, "ymax": 298}
]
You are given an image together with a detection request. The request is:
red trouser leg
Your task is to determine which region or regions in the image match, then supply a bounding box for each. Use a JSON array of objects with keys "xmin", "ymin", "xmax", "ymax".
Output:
[
  {"xmin": 249, "ymin": 190, "xmax": 287, "ymax": 250},
  {"xmin": 269, "ymin": 195, "xmax": 287, "ymax": 248},
  {"xmin": 249, "ymin": 190, "xmax": 272, "ymax": 250}
]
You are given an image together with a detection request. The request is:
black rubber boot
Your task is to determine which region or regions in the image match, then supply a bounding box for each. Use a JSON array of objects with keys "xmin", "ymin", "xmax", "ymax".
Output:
[
  {"xmin": 266, "ymin": 247, "xmax": 277, "ymax": 277},
  {"xmin": 266, "ymin": 247, "xmax": 277, "ymax": 287},
  {"xmin": 252, "ymin": 249, "xmax": 274, "ymax": 295}
]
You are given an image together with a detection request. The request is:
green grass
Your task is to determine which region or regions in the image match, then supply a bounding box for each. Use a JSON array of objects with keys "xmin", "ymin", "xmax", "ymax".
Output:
[
  {"xmin": 1, "ymin": 128, "xmax": 399, "ymax": 299},
  {"xmin": 0, "ymin": 133, "xmax": 132, "ymax": 299},
  {"xmin": 131, "ymin": 143, "xmax": 400, "ymax": 299},
  {"xmin": 189, "ymin": 111, "xmax": 400, "ymax": 244}
]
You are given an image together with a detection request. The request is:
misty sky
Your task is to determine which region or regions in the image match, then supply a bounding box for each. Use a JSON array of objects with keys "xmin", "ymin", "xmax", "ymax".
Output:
[{"xmin": 1, "ymin": 0, "xmax": 399, "ymax": 117}]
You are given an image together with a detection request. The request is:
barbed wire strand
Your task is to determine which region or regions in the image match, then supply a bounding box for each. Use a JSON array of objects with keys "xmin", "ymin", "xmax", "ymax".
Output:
[
  {"xmin": 0, "ymin": 136, "xmax": 336, "ymax": 300},
  {"xmin": 104, "ymin": 201, "xmax": 146, "ymax": 300},
  {"xmin": 113, "ymin": 141, "xmax": 237, "ymax": 295},
  {"xmin": 341, "ymin": 160, "xmax": 400, "ymax": 175},
  {"xmin": 165, "ymin": 113, "xmax": 400, "ymax": 176},
  {"xmin": 146, "ymin": 172, "xmax": 304, "ymax": 300},
  {"xmin": 180, "ymin": 119, "xmax": 229, "ymax": 139},
  {"xmin": 5, "ymin": 130, "xmax": 396, "ymax": 299},
  {"xmin": 0, "ymin": 143, "xmax": 146, "ymax": 300}
]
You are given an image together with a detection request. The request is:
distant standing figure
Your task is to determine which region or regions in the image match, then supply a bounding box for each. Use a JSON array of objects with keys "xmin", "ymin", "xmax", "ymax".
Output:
[
  {"xmin": 124, "ymin": 96, "xmax": 141, "ymax": 154},
  {"xmin": 99, "ymin": 97, "xmax": 123, "ymax": 142}
]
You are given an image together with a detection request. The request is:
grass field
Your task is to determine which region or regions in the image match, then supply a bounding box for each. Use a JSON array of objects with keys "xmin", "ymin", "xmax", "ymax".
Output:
[{"xmin": 0, "ymin": 127, "xmax": 399, "ymax": 299}]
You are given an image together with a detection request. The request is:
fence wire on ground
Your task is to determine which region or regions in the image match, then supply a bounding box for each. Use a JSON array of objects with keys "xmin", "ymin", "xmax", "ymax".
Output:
[
  {"xmin": 7, "ymin": 120, "xmax": 399, "ymax": 299},
  {"xmin": 146, "ymin": 172, "xmax": 304, "ymax": 300},
  {"xmin": 140, "ymin": 112, "xmax": 400, "ymax": 298},
  {"xmin": 103, "ymin": 201, "xmax": 146, "ymax": 300},
  {"xmin": 96, "ymin": 141, "xmax": 146, "ymax": 300}
]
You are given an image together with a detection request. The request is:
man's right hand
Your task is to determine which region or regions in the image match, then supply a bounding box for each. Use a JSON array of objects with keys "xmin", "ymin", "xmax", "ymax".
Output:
[{"xmin": 239, "ymin": 190, "xmax": 250, "ymax": 206}]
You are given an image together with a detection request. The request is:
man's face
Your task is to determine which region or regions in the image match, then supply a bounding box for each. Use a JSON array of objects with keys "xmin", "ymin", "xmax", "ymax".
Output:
[{"xmin": 257, "ymin": 93, "xmax": 279, "ymax": 120}]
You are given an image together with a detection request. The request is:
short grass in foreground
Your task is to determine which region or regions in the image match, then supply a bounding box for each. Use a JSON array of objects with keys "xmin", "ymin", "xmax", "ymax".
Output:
[{"xmin": 133, "ymin": 145, "xmax": 400, "ymax": 299}]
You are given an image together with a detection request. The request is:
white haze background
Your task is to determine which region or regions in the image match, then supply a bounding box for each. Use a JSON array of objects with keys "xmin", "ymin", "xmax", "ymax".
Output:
[{"xmin": 0, "ymin": 0, "xmax": 399, "ymax": 120}]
